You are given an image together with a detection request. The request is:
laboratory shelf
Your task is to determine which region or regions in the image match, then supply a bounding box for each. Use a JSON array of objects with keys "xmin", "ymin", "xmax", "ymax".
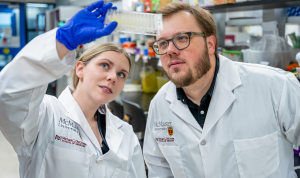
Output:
[
  {"xmin": 225, "ymin": 16, "xmax": 300, "ymax": 26},
  {"xmin": 205, "ymin": 0, "xmax": 300, "ymax": 13},
  {"xmin": 226, "ymin": 18, "xmax": 263, "ymax": 26},
  {"xmin": 287, "ymin": 16, "xmax": 300, "ymax": 24}
]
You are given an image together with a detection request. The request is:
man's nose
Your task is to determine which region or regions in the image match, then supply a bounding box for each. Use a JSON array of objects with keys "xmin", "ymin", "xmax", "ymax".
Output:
[{"xmin": 166, "ymin": 40, "xmax": 180, "ymax": 57}]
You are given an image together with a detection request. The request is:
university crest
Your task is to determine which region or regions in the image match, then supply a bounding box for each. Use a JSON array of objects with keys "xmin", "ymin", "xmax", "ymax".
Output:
[{"xmin": 168, "ymin": 127, "xmax": 173, "ymax": 136}]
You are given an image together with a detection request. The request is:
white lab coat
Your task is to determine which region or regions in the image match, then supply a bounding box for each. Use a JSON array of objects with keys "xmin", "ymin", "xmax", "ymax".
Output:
[
  {"xmin": 0, "ymin": 29, "xmax": 146, "ymax": 178},
  {"xmin": 143, "ymin": 55, "xmax": 300, "ymax": 178}
]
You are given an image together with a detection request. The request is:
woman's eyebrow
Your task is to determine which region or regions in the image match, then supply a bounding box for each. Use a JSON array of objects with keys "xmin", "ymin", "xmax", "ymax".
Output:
[
  {"xmin": 100, "ymin": 58, "xmax": 114, "ymax": 65},
  {"xmin": 100, "ymin": 58, "xmax": 129, "ymax": 74},
  {"xmin": 121, "ymin": 69, "xmax": 129, "ymax": 74}
]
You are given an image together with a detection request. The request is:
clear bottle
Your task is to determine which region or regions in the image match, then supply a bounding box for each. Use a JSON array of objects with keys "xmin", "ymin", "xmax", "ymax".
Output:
[{"xmin": 296, "ymin": 67, "xmax": 300, "ymax": 79}]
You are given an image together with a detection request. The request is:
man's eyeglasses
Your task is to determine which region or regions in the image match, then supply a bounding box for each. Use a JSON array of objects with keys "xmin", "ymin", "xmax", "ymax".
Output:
[{"xmin": 149, "ymin": 32, "xmax": 205, "ymax": 55}]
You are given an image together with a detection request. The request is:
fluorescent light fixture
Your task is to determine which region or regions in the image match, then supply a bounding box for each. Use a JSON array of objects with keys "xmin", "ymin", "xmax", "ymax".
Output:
[{"xmin": 26, "ymin": 3, "xmax": 48, "ymax": 8}]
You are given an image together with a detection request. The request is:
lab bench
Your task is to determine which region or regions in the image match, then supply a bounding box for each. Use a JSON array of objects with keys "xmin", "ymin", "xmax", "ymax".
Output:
[{"xmin": 122, "ymin": 92, "xmax": 156, "ymax": 113}]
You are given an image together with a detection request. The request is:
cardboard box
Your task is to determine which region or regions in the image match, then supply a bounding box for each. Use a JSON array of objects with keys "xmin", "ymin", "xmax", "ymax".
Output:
[
  {"xmin": 144, "ymin": 0, "xmax": 152, "ymax": 12},
  {"xmin": 203, "ymin": 0, "xmax": 214, "ymax": 7},
  {"xmin": 214, "ymin": 0, "xmax": 235, "ymax": 5},
  {"xmin": 160, "ymin": 0, "xmax": 172, "ymax": 9}
]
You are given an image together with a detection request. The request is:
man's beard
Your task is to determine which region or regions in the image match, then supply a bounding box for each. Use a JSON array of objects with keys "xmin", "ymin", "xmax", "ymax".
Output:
[{"xmin": 163, "ymin": 45, "xmax": 211, "ymax": 88}]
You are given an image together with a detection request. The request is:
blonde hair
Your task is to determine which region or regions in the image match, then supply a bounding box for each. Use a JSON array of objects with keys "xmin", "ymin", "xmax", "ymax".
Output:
[
  {"xmin": 72, "ymin": 43, "xmax": 131, "ymax": 90},
  {"xmin": 157, "ymin": 2, "xmax": 218, "ymax": 56}
]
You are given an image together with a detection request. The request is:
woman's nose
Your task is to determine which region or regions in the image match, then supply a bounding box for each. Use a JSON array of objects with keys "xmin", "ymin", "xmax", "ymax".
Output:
[{"xmin": 106, "ymin": 72, "xmax": 117, "ymax": 83}]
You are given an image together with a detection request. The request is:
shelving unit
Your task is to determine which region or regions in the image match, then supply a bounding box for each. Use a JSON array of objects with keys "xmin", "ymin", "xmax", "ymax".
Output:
[
  {"xmin": 204, "ymin": 0, "xmax": 300, "ymax": 47},
  {"xmin": 287, "ymin": 16, "xmax": 300, "ymax": 23},
  {"xmin": 205, "ymin": 0, "xmax": 300, "ymax": 13},
  {"xmin": 226, "ymin": 16, "xmax": 300, "ymax": 26},
  {"xmin": 226, "ymin": 18, "xmax": 263, "ymax": 26}
]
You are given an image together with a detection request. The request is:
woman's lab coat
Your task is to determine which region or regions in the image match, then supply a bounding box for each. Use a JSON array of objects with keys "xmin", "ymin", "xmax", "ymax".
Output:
[
  {"xmin": 143, "ymin": 55, "xmax": 300, "ymax": 178},
  {"xmin": 0, "ymin": 29, "xmax": 146, "ymax": 178}
]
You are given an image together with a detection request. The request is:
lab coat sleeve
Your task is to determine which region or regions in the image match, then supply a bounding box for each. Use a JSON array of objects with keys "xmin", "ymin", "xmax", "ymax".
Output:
[
  {"xmin": 143, "ymin": 102, "xmax": 174, "ymax": 178},
  {"xmin": 278, "ymin": 72, "xmax": 300, "ymax": 146},
  {"xmin": 128, "ymin": 134, "xmax": 147, "ymax": 178},
  {"xmin": 0, "ymin": 28, "xmax": 75, "ymax": 155}
]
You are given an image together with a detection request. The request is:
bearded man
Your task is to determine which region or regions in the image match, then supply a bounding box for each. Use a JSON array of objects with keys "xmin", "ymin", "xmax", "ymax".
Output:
[{"xmin": 143, "ymin": 2, "xmax": 300, "ymax": 178}]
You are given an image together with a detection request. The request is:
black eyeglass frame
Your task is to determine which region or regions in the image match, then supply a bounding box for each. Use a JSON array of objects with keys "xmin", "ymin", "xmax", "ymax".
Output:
[{"xmin": 149, "ymin": 32, "xmax": 206, "ymax": 55}]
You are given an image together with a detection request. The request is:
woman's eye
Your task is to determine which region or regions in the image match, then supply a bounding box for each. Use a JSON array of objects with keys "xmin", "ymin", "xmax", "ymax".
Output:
[
  {"xmin": 118, "ymin": 73, "xmax": 125, "ymax": 78},
  {"xmin": 101, "ymin": 63, "xmax": 108, "ymax": 69}
]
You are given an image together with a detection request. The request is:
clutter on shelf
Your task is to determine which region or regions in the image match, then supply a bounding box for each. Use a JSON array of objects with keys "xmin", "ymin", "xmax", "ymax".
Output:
[
  {"xmin": 214, "ymin": 0, "xmax": 235, "ymax": 5},
  {"xmin": 242, "ymin": 21, "xmax": 291, "ymax": 70}
]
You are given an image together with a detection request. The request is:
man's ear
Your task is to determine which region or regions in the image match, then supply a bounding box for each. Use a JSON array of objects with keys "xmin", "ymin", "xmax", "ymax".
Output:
[
  {"xmin": 206, "ymin": 35, "xmax": 216, "ymax": 55},
  {"xmin": 75, "ymin": 61, "xmax": 84, "ymax": 79}
]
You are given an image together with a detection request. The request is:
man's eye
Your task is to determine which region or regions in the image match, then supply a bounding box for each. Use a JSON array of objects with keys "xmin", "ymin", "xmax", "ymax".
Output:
[
  {"xmin": 101, "ymin": 63, "xmax": 108, "ymax": 69},
  {"xmin": 159, "ymin": 41, "xmax": 168, "ymax": 48},
  {"xmin": 177, "ymin": 36, "xmax": 188, "ymax": 41},
  {"xmin": 118, "ymin": 73, "xmax": 125, "ymax": 78}
]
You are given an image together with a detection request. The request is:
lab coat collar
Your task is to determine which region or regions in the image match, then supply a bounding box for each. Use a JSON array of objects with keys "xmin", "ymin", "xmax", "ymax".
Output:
[
  {"xmin": 104, "ymin": 104, "xmax": 124, "ymax": 158},
  {"xmin": 58, "ymin": 87, "xmax": 124, "ymax": 156},
  {"xmin": 201, "ymin": 55, "xmax": 242, "ymax": 139},
  {"xmin": 166, "ymin": 82, "xmax": 203, "ymax": 132},
  {"xmin": 165, "ymin": 55, "xmax": 242, "ymax": 137}
]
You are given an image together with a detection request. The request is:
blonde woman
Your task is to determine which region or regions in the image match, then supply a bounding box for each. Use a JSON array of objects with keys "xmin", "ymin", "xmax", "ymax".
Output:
[{"xmin": 0, "ymin": 1, "xmax": 146, "ymax": 178}]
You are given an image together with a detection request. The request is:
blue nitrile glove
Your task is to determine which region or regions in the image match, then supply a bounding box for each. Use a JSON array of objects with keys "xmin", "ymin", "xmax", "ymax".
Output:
[{"xmin": 56, "ymin": 1, "xmax": 118, "ymax": 50}]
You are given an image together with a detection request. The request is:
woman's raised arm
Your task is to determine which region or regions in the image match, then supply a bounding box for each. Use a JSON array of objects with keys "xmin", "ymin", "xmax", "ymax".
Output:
[{"xmin": 0, "ymin": 0, "xmax": 118, "ymax": 155}]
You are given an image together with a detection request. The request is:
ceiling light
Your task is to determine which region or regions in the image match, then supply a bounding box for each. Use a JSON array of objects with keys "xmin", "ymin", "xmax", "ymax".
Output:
[{"xmin": 26, "ymin": 3, "xmax": 48, "ymax": 8}]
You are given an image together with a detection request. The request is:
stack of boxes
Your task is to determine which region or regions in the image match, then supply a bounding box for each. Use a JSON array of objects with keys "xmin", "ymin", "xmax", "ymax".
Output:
[{"xmin": 136, "ymin": 0, "xmax": 173, "ymax": 12}]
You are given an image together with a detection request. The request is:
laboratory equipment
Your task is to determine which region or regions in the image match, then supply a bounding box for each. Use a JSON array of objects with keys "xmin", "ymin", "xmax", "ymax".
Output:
[
  {"xmin": 104, "ymin": 9, "xmax": 163, "ymax": 36},
  {"xmin": 242, "ymin": 49, "xmax": 290, "ymax": 70},
  {"xmin": 297, "ymin": 67, "xmax": 300, "ymax": 79},
  {"xmin": 156, "ymin": 76, "xmax": 169, "ymax": 90},
  {"xmin": 222, "ymin": 50, "xmax": 243, "ymax": 62},
  {"xmin": 140, "ymin": 65, "xmax": 158, "ymax": 93},
  {"xmin": 296, "ymin": 52, "xmax": 300, "ymax": 66}
]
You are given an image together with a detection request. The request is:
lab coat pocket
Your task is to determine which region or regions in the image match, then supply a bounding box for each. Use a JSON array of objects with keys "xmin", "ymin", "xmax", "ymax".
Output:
[
  {"xmin": 111, "ymin": 168, "xmax": 130, "ymax": 178},
  {"xmin": 158, "ymin": 145, "xmax": 187, "ymax": 178},
  {"xmin": 39, "ymin": 144, "xmax": 90, "ymax": 178},
  {"xmin": 233, "ymin": 131, "xmax": 279, "ymax": 178}
]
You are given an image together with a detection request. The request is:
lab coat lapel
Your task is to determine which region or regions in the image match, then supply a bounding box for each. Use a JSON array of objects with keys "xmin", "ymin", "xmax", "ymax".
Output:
[
  {"xmin": 166, "ymin": 83, "xmax": 202, "ymax": 132},
  {"xmin": 201, "ymin": 56, "xmax": 242, "ymax": 139},
  {"xmin": 58, "ymin": 87, "xmax": 101, "ymax": 151},
  {"xmin": 104, "ymin": 105, "xmax": 124, "ymax": 158}
]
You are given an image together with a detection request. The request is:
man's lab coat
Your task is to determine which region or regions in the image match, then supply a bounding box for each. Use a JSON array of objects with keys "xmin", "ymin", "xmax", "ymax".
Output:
[{"xmin": 144, "ymin": 55, "xmax": 300, "ymax": 178}]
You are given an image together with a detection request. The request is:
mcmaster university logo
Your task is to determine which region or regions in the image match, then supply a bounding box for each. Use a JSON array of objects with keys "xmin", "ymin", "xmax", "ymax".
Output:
[
  {"xmin": 168, "ymin": 127, "xmax": 173, "ymax": 136},
  {"xmin": 58, "ymin": 117, "xmax": 79, "ymax": 134}
]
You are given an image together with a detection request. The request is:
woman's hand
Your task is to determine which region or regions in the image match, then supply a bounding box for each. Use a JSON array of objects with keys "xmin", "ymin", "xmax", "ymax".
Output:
[{"xmin": 56, "ymin": 1, "xmax": 118, "ymax": 51}]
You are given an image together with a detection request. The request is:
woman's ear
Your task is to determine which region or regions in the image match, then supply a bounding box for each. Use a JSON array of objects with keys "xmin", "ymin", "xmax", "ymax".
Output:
[
  {"xmin": 75, "ymin": 61, "xmax": 84, "ymax": 79},
  {"xmin": 206, "ymin": 35, "xmax": 216, "ymax": 56}
]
